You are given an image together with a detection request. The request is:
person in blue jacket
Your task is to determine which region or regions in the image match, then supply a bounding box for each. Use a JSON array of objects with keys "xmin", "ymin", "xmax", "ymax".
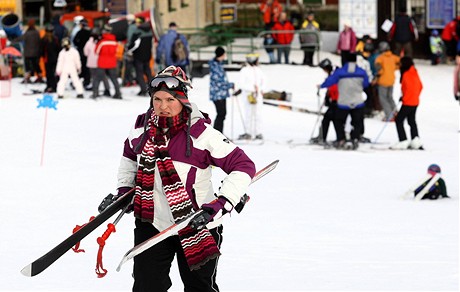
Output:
[
  {"xmin": 155, "ymin": 22, "xmax": 190, "ymax": 74},
  {"xmin": 208, "ymin": 46, "xmax": 234, "ymax": 133},
  {"xmin": 319, "ymin": 53, "xmax": 369, "ymax": 150}
]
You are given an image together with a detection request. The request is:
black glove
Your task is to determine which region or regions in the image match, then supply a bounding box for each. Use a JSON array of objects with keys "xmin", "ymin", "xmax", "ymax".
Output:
[
  {"xmin": 233, "ymin": 89, "xmax": 242, "ymax": 96},
  {"xmin": 98, "ymin": 187, "xmax": 133, "ymax": 213},
  {"xmin": 189, "ymin": 197, "xmax": 232, "ymax": 230},
  {"xmin": 98, "ymin": 193, "xmax": 119, "ymax": 213}
]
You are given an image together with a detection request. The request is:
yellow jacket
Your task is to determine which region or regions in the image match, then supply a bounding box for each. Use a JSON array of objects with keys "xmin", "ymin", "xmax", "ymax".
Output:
[{"xmin": 375, "ymin": 51, "xmax": 400, "ymax": 86}]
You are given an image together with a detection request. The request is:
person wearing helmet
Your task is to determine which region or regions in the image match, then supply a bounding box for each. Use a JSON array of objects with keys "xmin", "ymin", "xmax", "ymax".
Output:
[
  {"xmin": 413, "ymin": 164, "xmax": 449, "ymax": 200},
  {"xmin": 100, "ymin": 65, "xmax": 256, "ymax": 291},
  {"xmin": 313, "ymin": 58, "xmax": 338, "ymax": 146},
  {"xmin": 374, "ymin": 41, "xmax": 400, "ymax": 121},
  {"xmin": 429, "ymin": 29, "xmax": 444, "ymax": 65},
  {"xmin": 39, "ymin": 24, "xmax": 61, "ymax": 93},
  {"xmin": 237, "ymin": 53, "xmax": 266, "ymax": 140},
  {"xmin": 56, "ymin": 37, "xmax": 84, "ymax": 98}
]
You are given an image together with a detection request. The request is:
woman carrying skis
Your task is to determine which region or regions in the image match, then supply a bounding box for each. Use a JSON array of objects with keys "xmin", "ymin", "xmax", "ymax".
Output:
[
  {"xmin": 101, "ymin": 66, "xmax": 256, "ymax": 292},
  {"xmin": 390, "ymin": 56, "xmax": 423, "ymax": 150}
]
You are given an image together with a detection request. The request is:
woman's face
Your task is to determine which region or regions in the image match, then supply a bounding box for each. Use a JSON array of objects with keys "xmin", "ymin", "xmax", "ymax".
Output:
[{"xmin": 152, "ymin": 90, "xmax": 184, "ymax": 117}]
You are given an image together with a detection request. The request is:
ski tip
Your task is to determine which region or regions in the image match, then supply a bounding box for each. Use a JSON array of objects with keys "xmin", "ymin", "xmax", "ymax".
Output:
[{"xmin": 20, "ymin": 264, "xmax": 32, "ymax": 277}]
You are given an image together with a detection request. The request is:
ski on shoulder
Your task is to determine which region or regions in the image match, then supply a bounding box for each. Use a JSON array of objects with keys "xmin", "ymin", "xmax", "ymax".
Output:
[{"xmin": 116, "ymin": 159, "xmax": 279, "ymax": 272}]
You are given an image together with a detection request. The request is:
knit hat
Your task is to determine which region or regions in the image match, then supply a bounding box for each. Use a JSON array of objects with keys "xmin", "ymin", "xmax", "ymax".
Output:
[
  {"xmin": 215, "ymin": 46, "xmax": 225, "ymax": 58},
  {"xmin": 148, "ymin": 66, "xmax": 193, "ymax": 112}
]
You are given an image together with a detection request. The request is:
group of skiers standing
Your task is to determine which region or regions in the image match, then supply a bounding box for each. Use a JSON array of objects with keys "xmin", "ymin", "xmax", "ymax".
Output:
[{"xmin": 316, "ymin": 37, "xmax": 424, "ymax": 150}]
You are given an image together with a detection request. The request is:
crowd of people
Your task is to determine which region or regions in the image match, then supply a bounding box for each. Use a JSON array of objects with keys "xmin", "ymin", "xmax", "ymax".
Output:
[{"xmin": 7, "ymin": 14, "xmax": 191, "ymax": 100}]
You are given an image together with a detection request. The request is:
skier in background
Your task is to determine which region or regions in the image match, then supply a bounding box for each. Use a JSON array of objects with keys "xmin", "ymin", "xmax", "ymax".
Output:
[
  {"xmin": 155, "ymin": 22, "xmax": 190, "ymax": 74},
  {"xmin": 56, "ymin": 37, "xmax": 84, "ymax": 99},
  {"xmin": 374, "ymin": 41, "xmax": 400, "ymax": 121},
  {"xmin": 208, "ymin": 46, "xmax": 234, "ymax": 133},
  {"xmin": 99, "ymin": 66, "xmax": 256, "ymax": 292},
  {"xmin": 319, "ymin": 53, "xmax": 369, "ymax": 150},
  {"xmin": 390, "ymin": 56, "xmax": 423, "ymax": 150},
  {"xmin": 313, "ymin": 58, "xmax": 338, "ymax": 145},
  {"xmin": 238, "ymin": 53, "xmax": 266, "ymax": 140}
]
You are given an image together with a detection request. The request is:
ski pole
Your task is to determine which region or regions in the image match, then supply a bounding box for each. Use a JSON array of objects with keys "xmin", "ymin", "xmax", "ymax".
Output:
[
  {"xmin": 95, "ymin": 202, "xmax": 131, "ymax": 277},
  {"xmin": 234, "ymin": 91, "xmax": 248, "ymax": 135},
  {"xmin": 231, "ymin": 91, "xmax": 235, "ymax": 141},
  {"xmin": 373, "ymin": 101, "xmax": 401, "ymax": 144},
  {"xmin": 309, "ymin": 87, "xmax": 325, "ymax": 141}
]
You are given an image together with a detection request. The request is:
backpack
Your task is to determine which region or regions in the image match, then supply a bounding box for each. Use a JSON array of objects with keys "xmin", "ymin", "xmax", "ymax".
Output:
[{"xmin": 171, "ymin": 34, "xmax": 187, "ymax": 62}]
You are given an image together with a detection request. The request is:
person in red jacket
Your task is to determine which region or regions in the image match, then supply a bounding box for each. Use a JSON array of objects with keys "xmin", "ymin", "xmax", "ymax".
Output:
[
  {"xmin": 259, "ymin": 0, "xmax": 283, "ymax": 30},
  {"xmin": 441, "ymin": 17, "xmax": 460, "ymax": 63},
  {"xmin": 93, "ymin": 25, "xmax": 122, "ymax": 99},
  {"xmin": 272, "ymin": 12, "xmax": 294, "ymax": 64},
  {"xmin": 391, "ymin": 56, "xmax": 423, "ymax": 150}
]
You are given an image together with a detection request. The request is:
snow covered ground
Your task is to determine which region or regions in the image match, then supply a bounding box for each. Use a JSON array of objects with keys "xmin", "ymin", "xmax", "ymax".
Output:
[{"xmin": 0, "ymin": 47, "xmax": 458, "ymax": 291}]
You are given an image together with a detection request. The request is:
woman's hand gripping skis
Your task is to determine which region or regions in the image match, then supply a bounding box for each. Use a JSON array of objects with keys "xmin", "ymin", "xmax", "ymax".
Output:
[{"xmin": 115, "ymin": 159, "xmax": 279, "ymax": 272}]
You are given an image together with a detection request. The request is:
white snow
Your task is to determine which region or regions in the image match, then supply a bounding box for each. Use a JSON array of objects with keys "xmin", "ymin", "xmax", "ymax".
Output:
[{"xmin": 0, "ymin": 48, "xmax": 458, "ymax": 291}]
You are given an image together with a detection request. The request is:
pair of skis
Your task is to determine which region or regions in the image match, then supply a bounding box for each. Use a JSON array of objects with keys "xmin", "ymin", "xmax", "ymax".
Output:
[
  {"xmin": 401, "ymin": 173, "xmax": 441, "ymax": 201},
  {"xmin": 21, "ymin": 160, "xmax": 279, "ymax": 277}
]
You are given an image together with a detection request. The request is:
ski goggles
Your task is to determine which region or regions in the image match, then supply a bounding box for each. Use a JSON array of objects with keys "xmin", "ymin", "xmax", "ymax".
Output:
[{"xmin": 149, "ymin": 76, "xmax": 182, "ymax": 91}]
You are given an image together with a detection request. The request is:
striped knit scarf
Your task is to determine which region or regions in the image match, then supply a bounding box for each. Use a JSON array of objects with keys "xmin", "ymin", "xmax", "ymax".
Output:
[{"xmin": 133, "ymin": 110, "xmax": 220, "ymax": 270}]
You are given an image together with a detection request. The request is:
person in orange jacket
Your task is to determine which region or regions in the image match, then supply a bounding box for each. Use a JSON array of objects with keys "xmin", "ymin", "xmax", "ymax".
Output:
[
  {"xmin": 390, "ymin": 56, "xmax": 423, "ymax": 150},
  {"xmin": 374, "ymin": 41, "xmax": 400, "ymax": 120},
  {"xmin": 259, "ymin": 0, "xmax": 283, "ymax": 30},
  {"xmin": 272, "ymin": 12, "xmax": 294, "ymax": 64}
]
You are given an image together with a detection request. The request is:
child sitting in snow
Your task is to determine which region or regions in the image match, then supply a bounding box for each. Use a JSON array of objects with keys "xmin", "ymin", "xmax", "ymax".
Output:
[{"xmin": 414, "ymin": 164, "xmax": 449, "ymax": 200}]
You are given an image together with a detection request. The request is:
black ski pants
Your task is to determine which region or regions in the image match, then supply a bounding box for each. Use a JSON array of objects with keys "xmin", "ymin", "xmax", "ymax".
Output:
[
  {"xmin": 45, "ymin": 61, "xmax": 57, "ymax": 91},
  {"xmin": 395, "ymin": 105, "xmax": 418, "ymax": 141},
  {"xmin": 321, "ymin": 104, "xmax": 337, "ymax": 141},
  {"xmin": 333, "ymin": 106, "xmax": 364, "ymax": 141},
  {"xmin": 213, "ymin": 99, "xmax": 227, "ymax": 133},
  {"xmin": 133, "ymin": 219, "xmax": 223, "ymax": 292},
  {"xmin": 134, "ymin": 59, "xmax": 152, "ymax": 93}
]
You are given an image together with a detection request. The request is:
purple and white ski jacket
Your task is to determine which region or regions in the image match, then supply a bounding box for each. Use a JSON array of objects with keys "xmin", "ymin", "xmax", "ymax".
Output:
[{"xmin": 117, "ymin": 103, "xmax": 256, "ymax": 231}]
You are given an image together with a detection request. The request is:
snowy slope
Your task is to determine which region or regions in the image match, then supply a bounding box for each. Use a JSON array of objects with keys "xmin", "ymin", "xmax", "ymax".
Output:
[{"xmin": 0, "ymin": 49, "xmax": 458, "ymax": 291}]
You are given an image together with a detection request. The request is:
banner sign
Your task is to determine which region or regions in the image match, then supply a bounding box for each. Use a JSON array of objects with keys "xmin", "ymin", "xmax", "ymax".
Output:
[
  {"xmin": 220, "ymin": 4, "xmax": 237, "ymax": 23},
  {"xmin": 427, "ymin": 0, "xmax": 455, "ymax": 28}
]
